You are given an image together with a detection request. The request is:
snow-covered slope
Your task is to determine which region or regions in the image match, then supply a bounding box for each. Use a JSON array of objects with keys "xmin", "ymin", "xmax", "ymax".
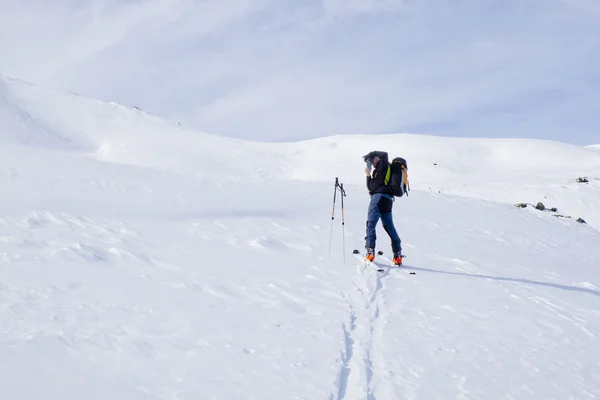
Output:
[
  {"xmin": 0, "ymin": 75, "xmax": 264, "ymax": 177},
  {"xmin": 3, "ymin": 74, "xmax": 600, "ymax": 226},
  {"xmin": 1, "ymin": 76, "xmax": 600, "ymax": 400},
  {"xmin": 274, "ymin": 134, "xmax": 600, "ymax": 229}
]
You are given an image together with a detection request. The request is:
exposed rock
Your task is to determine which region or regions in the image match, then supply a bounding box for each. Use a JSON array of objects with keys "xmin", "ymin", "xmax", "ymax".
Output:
[
  {"xmin": 576, "ymin": 177, "xmax": 589, "ymax": 183},
  {"xmin": 517, "ymin": 201, "xmax": 587, "ymax": 226}
]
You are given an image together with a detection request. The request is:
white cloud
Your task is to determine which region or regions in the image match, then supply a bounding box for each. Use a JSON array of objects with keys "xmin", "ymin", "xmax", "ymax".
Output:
[{"xmin": 0, "ymin": 0, "xmax": 599, "ymax": 144}]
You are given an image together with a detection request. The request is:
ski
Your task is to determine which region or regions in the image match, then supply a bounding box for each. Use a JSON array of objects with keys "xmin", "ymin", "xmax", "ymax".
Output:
[
  {"xmin": 377, "ymin": 251, "xmax": 416, "ymax": 274},
  {"xmin": 352, "ymin": 249, "xmax": 385, "ymax": 272}
]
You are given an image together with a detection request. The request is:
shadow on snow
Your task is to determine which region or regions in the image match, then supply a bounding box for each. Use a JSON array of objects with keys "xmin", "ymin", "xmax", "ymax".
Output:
[{"xmin": 404, "ymin": 265, "xmax": 600, "ymax": 298}]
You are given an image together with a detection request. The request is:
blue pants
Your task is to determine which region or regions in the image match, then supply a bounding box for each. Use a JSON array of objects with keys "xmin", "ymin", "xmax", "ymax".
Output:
[{"xmin": 365, "ymin": 193, "xmax": 402, "ymax": 254}]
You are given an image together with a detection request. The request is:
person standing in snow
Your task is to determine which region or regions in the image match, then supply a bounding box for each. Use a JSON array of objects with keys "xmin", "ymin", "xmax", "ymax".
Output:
[{"xmin": 362, "ymin": 151, "xmax": 403, "ymax": 265}]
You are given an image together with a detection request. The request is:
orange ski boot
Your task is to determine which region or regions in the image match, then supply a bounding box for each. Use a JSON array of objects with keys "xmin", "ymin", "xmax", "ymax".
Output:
[
  {"xmin": 392, "ymin": 254, "xmax": 403, "ymax": 266},
  {"xmin": 365, "ymin": 249, "xmax": 375, "ymax": 262}
]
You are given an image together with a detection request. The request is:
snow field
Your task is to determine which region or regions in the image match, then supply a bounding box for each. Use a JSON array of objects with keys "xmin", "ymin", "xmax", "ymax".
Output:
[{"xmin": 1, "ymin": 74, "xmax": 600, "ymax": 399}]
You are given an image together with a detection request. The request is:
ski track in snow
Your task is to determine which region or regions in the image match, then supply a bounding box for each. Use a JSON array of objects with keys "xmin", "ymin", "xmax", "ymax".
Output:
[{"xmin": 332, "ymin": 258, "xmax": 399, "ymax": 400}]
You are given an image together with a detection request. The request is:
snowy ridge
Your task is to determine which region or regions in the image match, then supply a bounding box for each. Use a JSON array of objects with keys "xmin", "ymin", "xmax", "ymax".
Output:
[
  {"xmin": 1, "ymin": 76, "xmax": 600, "ymax": 399},
  {"xmin": 0, "ymin": 75, "xmax": 257, "ymax": 177}
]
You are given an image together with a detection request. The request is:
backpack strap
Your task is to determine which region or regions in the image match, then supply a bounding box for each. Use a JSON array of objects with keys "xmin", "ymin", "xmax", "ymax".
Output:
[
  {"xmin": 401, "ymin": 164, "xmax": 409, "ymax": 195},
  {"xmin": 384, "ymin": 164, "xmax": 391, "ymax": 185}
]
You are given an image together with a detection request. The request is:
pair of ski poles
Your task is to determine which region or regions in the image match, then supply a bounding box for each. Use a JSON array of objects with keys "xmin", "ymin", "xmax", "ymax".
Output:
[{"xmin": 328, "ymin": 177, "xmax": 347, "ymax": 264}]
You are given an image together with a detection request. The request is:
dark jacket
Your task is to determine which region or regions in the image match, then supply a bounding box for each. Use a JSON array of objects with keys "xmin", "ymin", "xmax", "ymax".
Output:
[{"xmin": 364, "ymin": 151, "xmax": 391, "ymax": 196}]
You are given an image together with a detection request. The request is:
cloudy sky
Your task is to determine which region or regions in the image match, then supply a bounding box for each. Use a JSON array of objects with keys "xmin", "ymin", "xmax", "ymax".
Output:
[{"xmin": 1, "ymin": 0, "xmax": 599, "ymax": 144}]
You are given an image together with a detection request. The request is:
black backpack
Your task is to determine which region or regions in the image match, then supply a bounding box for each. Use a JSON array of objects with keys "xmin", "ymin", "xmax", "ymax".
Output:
[{"xmin": 385, "ymin": 157, "xmax": 410, "ymax": 197}]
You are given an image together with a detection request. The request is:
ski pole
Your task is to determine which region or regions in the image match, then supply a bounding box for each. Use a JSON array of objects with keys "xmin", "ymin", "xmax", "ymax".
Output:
[
  {"xmin": 340, "ymin": 182, "xmax": 346, "ymax": 264},
  {"xmin": 328, "ymin": 177, "xmax": 339, "ymax": 260}
]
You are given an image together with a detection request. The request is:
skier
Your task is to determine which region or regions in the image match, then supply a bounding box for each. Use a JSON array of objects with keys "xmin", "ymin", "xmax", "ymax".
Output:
[{"xmin": 362, "ymin": 151, "xmax": 403, "ymax": 265}]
